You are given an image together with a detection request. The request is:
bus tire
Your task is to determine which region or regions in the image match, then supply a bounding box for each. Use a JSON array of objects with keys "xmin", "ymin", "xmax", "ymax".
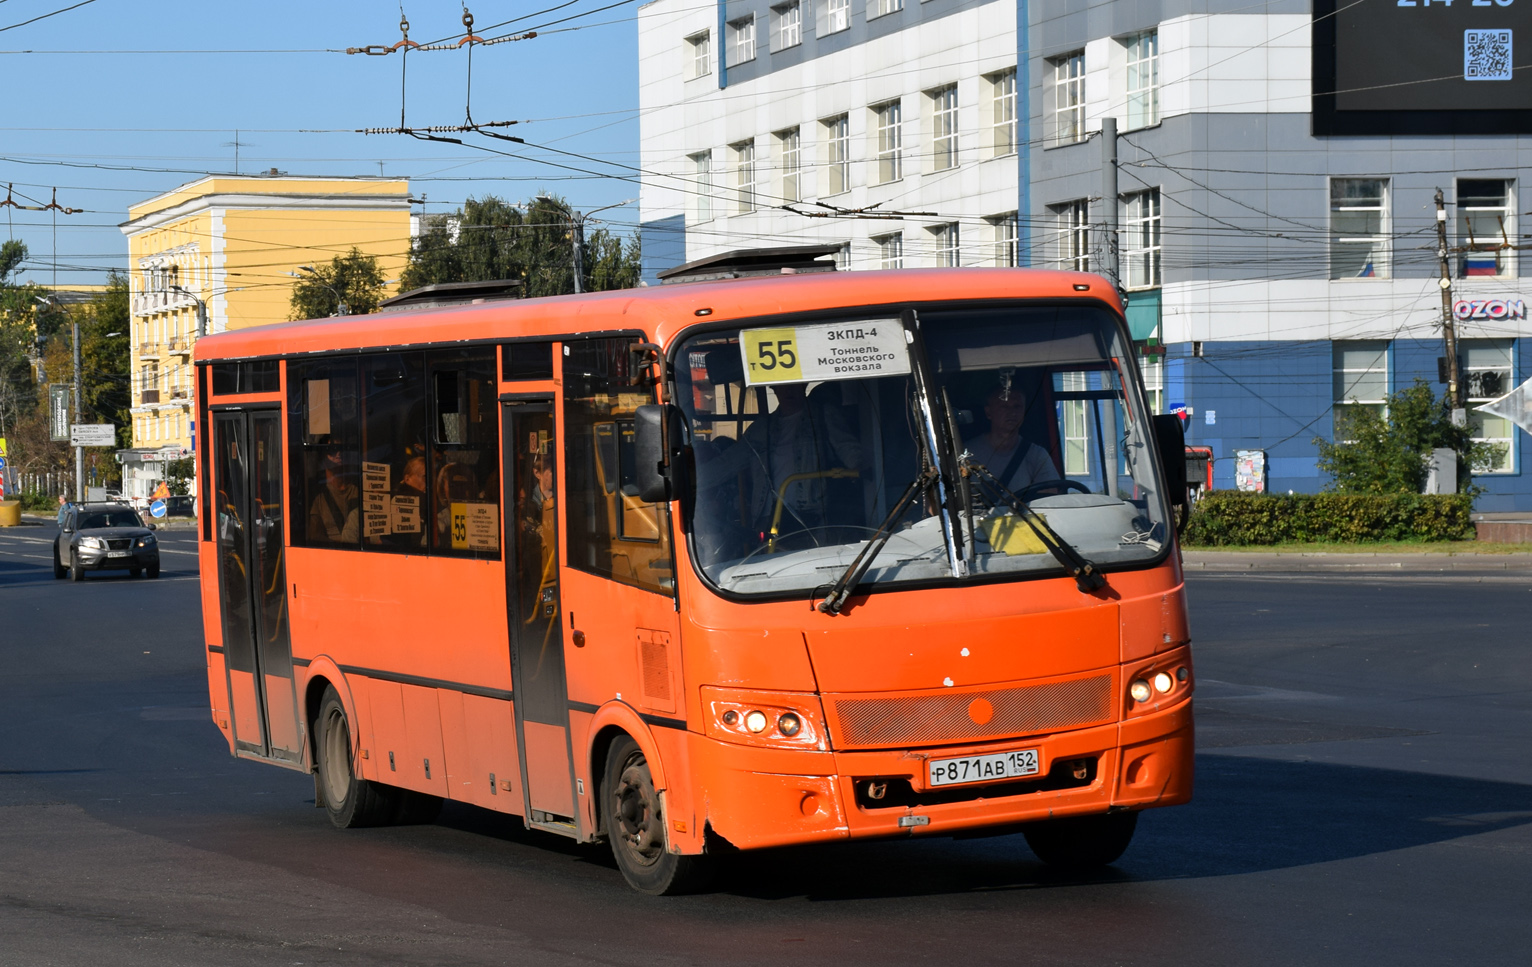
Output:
[
  {"xmin": 602, "ymin": 734, "xmax": 712, "ymax": 895},
  {"xmin": 314, "ymin": 685, "xmax": 402, "ymax": 829},
  {"xmin": 1022, "ymin": 810, "xmax": 1138, "ymax": 869}
]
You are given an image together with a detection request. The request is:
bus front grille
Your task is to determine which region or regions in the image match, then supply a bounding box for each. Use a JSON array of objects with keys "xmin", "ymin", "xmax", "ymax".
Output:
[{"xmin": 826, "ymin": 673, "xmax": 1114, "ymax": 749}]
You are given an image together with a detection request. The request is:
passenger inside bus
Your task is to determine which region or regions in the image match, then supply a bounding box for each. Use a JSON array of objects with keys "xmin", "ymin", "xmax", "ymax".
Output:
[
  {"xmin": 693, "ymin": 380, "xmax": 868, "ymax": 563},
  {"xmin": 308, "ymin": 451, "xmax": 359, "ymax": 543}
]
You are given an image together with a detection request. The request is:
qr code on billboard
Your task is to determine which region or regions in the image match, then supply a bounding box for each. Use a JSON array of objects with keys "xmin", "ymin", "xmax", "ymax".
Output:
[{"xmin": 1465, "ymin": 29, "xmax": 1513, "ymax": 81}]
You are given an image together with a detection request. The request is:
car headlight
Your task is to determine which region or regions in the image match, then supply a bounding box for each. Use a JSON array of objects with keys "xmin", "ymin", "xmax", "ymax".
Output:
[
  {"xmin": 81, "ymin": 537, "xmax": 105, "ymax": 549},
  {"xmin": 136, "ymin": 535, "xmax": 156, "ymax": 547}
]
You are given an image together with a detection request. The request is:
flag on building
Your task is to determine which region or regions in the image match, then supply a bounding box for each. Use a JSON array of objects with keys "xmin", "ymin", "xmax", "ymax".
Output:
[{"xmin": 1464, "ymin": 251, "xmax": 1499, "ymax": 276}]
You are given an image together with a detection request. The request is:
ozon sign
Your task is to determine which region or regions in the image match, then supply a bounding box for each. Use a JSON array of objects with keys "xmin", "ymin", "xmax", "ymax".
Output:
[{"xmin": 1453, "ymin": 298, "xmax": 1527, "ymax": 321}]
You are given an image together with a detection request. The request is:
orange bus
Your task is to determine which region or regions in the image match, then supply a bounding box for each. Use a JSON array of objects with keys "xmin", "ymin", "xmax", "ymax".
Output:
[{"xmin": 195, "ymin": 259, "xmax": 1193, "ymax": 894}]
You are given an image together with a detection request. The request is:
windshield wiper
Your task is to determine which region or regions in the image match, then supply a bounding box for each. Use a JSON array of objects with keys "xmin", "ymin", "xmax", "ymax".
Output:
[
  {"xmin": 964, "ymin": 457, "xmax": 1107, "ymax": 594},
  {"xmin": 817, "ymin": 467, "xmax": 936, "ymax": 615}
]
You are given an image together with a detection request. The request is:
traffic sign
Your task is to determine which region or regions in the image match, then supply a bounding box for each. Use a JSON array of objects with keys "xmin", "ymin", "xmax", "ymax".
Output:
[
  {"xmin": 149, "ymin": 499, "xmax": 167, "ymax": 519},
  {"xmin": 70, "ymin": 424, "xmax": 116, "ymax": 447}
]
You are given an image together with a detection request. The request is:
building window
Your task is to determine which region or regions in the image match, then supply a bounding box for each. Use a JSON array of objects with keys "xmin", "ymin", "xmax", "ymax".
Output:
[
  {"xmin": 990, "ymin": 212, "xmax": 1019, "ymax": 267},
  {"xmin": 731, "ymin": 140, "xmax": 756, "ymax": 213},
  {"xmin": 868, "ymin": 0, "xmax": 902, "ymax": 21},
  {"xmin": 690, "ymin": 151, "xmax": 714, "ymax": 221},
  {"xmin": 825, "ymin": 114, "xmax": 851, "ymax": 195},
  {"xmin": 777, "ymin": 127, "xmax": 802, "ymax": 203},
  {"xmin": 1122, "ymin": 189, "xmax": 1161, "ymax": 289},
  {"xmin": 727, "ymin": 16, "xmax": 755, "ymax": 67},
  {"xmin": 820, "ymin": 0, "xmax": 850, "ymax": 34},
  {"xmin": 1047, "ymin": 53, "xmax": 1084, "ymax": 146},
  {"xmin": 1330, "ymin": 178, "xmax": 1390, "ymax": 279},
  {"xmin": 1458, "ymin": 179, "xmax": 1514, "ymax": 278},
  {"xmin": 1463, "ymin": 339, "xmax": 1514, "ymax": 472},
  {"xmin": 873, "ymin": 99, "xmax": 902, "ymax": 184},
  {"xmin": 1124, "ymin": 30, "xmax": 1159, "ymax": 130},
  {"xmin": 987, "ymin": 68, "xmax": 1018, "ymax": 156},
  {"xmin": 686, "ymin": 31, "xmax": 712, "ymax": 79},
  {"xmin": 834, "ymin": 242, "xmax": 852, "ymax": 271},
  {"xmin": 1140, "ymin": 353, "xmax": 1165, "ymax": 415},
  {"xmin": 1332, "ymin": 340, "xmax": 1389, "ymax": 434},
  {"xmin": 1052, "ymin": 200, "xmax": 1089, "ymax": 271},
  {"xmin": 771, "ymin": 1, "xmax": 801, "ymax": 51},
  {"xmin": 1061, "ymin": 372, "xmax": 1089, "ymax": 475},
  {"xmin": 930, "ymin": 85, "xmax": 959, "ymax": 171},
  {"xmin": 876, "ymin": 233, "xmax": 904, "ymax": 269},
  {"xmin": 932, "ymin": 223, "xmax": 961, "ymax": 267}
]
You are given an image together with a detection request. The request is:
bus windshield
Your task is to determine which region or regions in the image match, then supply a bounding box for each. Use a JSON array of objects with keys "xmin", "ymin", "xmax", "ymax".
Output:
[{"xmin": 676, "ymin": 303, "xmax": 1170, "ymax": 597}]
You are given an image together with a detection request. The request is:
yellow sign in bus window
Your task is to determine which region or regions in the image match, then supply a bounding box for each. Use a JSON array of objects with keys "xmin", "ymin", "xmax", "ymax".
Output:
[{"xmin": 739, "ymin": 327, "xmax": 803, "ymax": 384}]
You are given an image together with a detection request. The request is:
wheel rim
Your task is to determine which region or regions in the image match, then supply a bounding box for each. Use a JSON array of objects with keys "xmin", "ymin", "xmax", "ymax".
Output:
[
  {"xmin": 612, "ymin": 751, "xmax": 663, "ymax": 869},
  {"xmin": 321, "ymin": 706, "xmax": 351, "ymax": 807}
]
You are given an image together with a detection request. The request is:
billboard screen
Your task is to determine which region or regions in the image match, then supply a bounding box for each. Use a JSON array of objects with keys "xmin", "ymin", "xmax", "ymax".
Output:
[{"xmin": 1315, "ymin": 0, "xmax": 1532, "ymax": 134}]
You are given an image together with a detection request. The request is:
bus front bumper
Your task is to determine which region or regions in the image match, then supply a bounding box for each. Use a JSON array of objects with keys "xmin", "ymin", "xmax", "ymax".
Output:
[{"xmin": 684, "ymin": 697, "xmax": 1193, "ymax": 852}]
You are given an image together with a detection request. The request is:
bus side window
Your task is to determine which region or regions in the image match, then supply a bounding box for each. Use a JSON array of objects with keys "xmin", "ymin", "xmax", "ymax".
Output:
[
  {"xmin": 360, "ymin": 352, "xmax": 428, "ymax": 553},
  {"xmin": 288, "ymin": 357, "xmax": 362, "ymax": 549},
  {"xmin": 563, "ymin": 338, "xmax": 673, "ymax": 593},
  {"xmin": 427, "ymin": 348, "xmax": 500, "ymax": 559}
]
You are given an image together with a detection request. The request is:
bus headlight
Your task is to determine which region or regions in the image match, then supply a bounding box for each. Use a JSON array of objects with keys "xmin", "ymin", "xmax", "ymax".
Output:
[
  {"xmin": 702, "ymin": 686, "xmax": 828, "ymax": 751},
  {"xmin": 1129, "ymin": 679, "xmax": 1153, "ymax": 703},
  {"xmin": 1152, "ymin": 672, "xmax": 1174, "ymax": 694}
]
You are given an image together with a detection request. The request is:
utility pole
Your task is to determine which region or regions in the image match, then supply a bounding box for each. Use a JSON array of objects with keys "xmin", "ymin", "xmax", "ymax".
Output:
[
  {"xmin": 72, "ymin": 310, "xmax": 82, "ymax": 502},
  {"xmin": 1101, "ymin": 117, "xmax": 1119, "ymax": 286},
  {"xmin": 571, "ymin": 215, "xmax": 585, "ymax": 295},
  {"xmin": 1434, "ymin": 188, "xmax": 1465, "ymax": 422}
]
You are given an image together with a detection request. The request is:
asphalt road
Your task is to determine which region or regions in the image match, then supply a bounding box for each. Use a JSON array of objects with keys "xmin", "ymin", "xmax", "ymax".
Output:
[{"xmin": 1, "ymin": 522, "xmax": 1529, "ymax": 967}]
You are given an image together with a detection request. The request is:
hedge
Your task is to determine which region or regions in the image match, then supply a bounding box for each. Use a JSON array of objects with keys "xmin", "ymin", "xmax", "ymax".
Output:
[{"xmin": 1181, "ymin": 491, "xmax": 1475, "ymax": 546}]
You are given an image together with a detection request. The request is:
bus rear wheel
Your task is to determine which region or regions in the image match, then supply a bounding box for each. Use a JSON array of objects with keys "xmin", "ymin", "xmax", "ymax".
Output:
[
  {"xmin": 603, "ymin": 735, "xmax": 712, "ymax": 895},
  {"xmin": 1022, "ymin": 810, "xmax": 1138, "ymax": 869},
  {"xmin": 314, "ymin": 685, "xmax": 411, "ymax": 828}
]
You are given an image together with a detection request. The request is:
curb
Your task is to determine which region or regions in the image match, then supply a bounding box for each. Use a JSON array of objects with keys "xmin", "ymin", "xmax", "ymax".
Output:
[{"xmin": 1183, "ymin": 552, "xmax": 1532, "ymax": 572}]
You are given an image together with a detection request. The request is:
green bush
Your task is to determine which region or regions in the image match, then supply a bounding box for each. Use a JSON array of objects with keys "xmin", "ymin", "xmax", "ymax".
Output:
[
  {"xmin": 17, "ymin": 490, "xmax": 60, "ymax": 512},
  {"xmin": 1182, "ymin": 491, "xmax": 1476, "ymax": 546}
]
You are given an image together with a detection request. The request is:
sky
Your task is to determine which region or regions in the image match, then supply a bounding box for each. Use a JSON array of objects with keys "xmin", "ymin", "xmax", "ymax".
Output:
[{"xmin": 0, "ymin": 0, "xmax": 653, "ymax": 288}]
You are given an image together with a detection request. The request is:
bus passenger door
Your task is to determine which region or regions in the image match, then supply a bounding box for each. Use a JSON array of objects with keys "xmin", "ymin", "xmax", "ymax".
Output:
[
  {"xmin": 502, "ymin": 400, "xmax": 576, "ymax": 824},
  {"xmin": 213, "ymin": 409, "xmax": 302, "ymax": 764}
]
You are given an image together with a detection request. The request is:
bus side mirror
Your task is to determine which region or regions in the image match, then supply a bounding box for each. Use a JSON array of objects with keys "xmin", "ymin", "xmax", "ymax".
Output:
[
  {"xmin": 634, "ymin": 404, "xmax": 682, "ymax": 503},
  {"xmin": 1152, "ymin": 414, "xmax": 1187, "ymax": 507}
]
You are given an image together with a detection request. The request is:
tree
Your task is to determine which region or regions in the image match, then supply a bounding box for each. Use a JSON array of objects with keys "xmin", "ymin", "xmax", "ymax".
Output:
[
  {"xmin": 1316, "ymin": 379, "xmax": 1495, "ymax": 495},
  {"xmin": 0, "ymin": 241, "xmax": 45, "ymax": 441},
  {"xmin": 289, "ymin": 248, "xmax": 386, "ymax": 320},
  {"xmin": 166, "ymin": 456, "xmax": 195, "ymax": 496},
  {"xmin": 81, "ymin": 273, "xmax": 132, "ymax": 452},
  {"xmin": 399, "ymin": 193, "xmax": 642, "ymax": 297}
]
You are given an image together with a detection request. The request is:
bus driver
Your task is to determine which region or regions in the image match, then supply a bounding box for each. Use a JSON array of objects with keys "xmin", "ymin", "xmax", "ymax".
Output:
[{"xmin": 964, "ymin": 386, "xmax": 1062, "ymax": 495}]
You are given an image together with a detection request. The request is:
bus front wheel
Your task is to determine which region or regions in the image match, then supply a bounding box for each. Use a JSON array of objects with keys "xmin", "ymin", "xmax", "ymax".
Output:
[
  {"xmin": 314, "ymin": 685, "xmax": 410, "ymax": 828},
  {"xmin": 603, "ymin": 735, "xmax": 712, "ymax": 895},
  {"xmin": 1023, "ymin": 810, "xmax": 1138, "ymax": 869}
]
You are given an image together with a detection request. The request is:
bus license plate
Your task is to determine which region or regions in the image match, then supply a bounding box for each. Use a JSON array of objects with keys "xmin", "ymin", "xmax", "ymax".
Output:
[{"xmin": 928, "ymin": 748, "xmax": 1040, "ymax": 787}]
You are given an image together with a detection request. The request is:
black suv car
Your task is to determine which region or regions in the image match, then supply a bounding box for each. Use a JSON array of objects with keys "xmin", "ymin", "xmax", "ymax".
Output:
[{"xmin": 53, "ymin": 503, "xmax": 161, "ymax": 580}]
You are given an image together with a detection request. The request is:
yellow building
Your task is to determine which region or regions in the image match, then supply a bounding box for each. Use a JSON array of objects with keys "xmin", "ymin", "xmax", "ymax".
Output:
[{"xmin": 117, "ymin": 174, "xmax": 412, "ymax": 500}]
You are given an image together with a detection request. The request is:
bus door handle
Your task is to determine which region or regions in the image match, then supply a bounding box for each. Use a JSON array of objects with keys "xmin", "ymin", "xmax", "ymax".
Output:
[{"xmin": 571, "ymin": 630, "xmax": 586, "ymax": 648}]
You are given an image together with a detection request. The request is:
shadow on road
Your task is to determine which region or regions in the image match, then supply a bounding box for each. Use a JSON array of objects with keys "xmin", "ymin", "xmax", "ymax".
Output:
[{"xmin": 651, "ymin": 753, "xmax": 1532, "ymax": 901}]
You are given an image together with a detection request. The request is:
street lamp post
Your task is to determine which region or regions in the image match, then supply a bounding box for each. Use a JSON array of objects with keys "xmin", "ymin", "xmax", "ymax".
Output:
[
  {"xmin": 535, "ymin": 197, "xmax": 635, "ymax": 295},
  {"xmin": 169, "ymin": 285, "xmax": 208, "ymax": 338}
]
